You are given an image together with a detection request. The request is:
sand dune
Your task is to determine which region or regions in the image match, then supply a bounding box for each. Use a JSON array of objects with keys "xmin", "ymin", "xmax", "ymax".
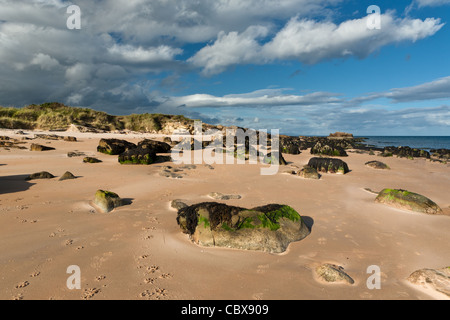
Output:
[{"xmin": 0, "ymin": 129, "xmax": 449, "ymax": 300}]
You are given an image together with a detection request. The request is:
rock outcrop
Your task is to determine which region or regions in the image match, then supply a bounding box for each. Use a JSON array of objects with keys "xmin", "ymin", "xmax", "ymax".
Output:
[
  {"xmin": 176, "ymin": 202, "xmax": 310, "ymax": 253},
  {"xmin": 375, "ymin": 189, "xmax": 442, "ymax": 215},
  {"xmin": 383, "ymin": 146, "xmax": 430, "ymax": 159},
  {"xmin": 311, "ymin": 140, "xmax": 348, "ymax": 157}
]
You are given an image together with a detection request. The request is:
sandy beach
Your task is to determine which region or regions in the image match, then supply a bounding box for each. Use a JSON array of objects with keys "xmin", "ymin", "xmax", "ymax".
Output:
[{"xmin": 0, "ymin": 129, "xmax": 449, "ymax": 300}]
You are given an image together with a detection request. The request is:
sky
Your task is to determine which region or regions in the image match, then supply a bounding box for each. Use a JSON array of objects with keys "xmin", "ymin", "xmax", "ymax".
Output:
[{"xmin": 0, "ymin": 0, "xmax": 450, "ymax": 136}]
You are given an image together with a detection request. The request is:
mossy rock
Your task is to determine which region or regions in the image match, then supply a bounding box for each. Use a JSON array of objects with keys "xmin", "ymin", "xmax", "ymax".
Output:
[
  {"xmin": 375, "ymin": 189, "xmax": 442, "ymax": 215},
  {"xmin": 93, "ymin": 190, "xmax": 123, "ymax": 213},
  {"xmin": 307, "ymin": 157, "xmax": 349, "ymax": 174},
  {"xmin": 176, "ymin": 202, "xmax": 310, "ymax": 253},
  {"xmin": 298, "ymin": 166, "xmax": 320, "ymax": 179}
]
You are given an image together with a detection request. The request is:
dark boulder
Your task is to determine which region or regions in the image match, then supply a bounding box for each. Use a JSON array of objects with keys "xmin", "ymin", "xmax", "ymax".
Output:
[
  {"xmin": 97, "ymin": 138, "xmax": 136, "ymax": 155},
  {"xmin": 383, "ymin": 146, "xmax": 430, "ymax": 159},
  {"xmin": 310, "ymin": 140, "xmax": 348, "ymax": 157},
  {"xmin": 26, "ymin": 171, "xmax": 55, "ymax": 180},
  {"xmin": 307, "ymin": 157, "xmax": 350, "ymax": 174}
]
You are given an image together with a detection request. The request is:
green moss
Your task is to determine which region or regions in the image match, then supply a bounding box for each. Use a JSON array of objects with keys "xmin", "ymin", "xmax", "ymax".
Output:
[{"xmin": 198, "ymin": 216, "xmax": 210, "ymax": 229}]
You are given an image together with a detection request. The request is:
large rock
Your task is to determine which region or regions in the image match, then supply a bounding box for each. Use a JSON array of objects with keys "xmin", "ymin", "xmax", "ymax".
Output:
[
  {"xmin": 408, "ymin": 267, "xmax": 450, "ymax": 297},
  {"xmin": 375, "ymin": 189, "xmax": 442, "ymax": 215},
  {"xmin": 176, "ymin": 202, "xmax": 310, "ymax": 253},
  {"xmin": 97, "ymin": 138, "xmax": 136, "ymax": 155},
  {"xmin": 307, "ymin": 157, "xmax": 350, "ymax": 174},
  {"xmin": 93, "ymin": 190, "xmax": 123, "ymax": 213},
  {"xmin": 328, "ymin": 132, "xmax": 354, "ymax": 139},
  {"xmin": 137, "ymin": 139, "xmax": 172, "ymax": 153}
]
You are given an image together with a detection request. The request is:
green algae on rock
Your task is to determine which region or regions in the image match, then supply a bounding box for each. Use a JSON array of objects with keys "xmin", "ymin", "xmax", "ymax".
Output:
[
  {"xmin": 375, "ymin": 189, "xmax": 442, "ymax": 215},
  {"xmin": 93, "ymin": 190, "xmax": 123, "ymax": 213},
  {"xmin": 176, "ymin": 202, "xmax": 310, "ymax": 253}
]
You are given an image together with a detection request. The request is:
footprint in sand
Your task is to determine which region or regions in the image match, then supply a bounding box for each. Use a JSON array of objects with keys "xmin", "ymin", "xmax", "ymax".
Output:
[
  {"xmin": 318, "ymin": 237, "xmax": 327, "ymax": 245},
  {"xmin": 15, "ymin": 281, "xmax": 29, "ymax": 289},
  {"xmin": 82, "ymin": 288, "xmax": 101, "ymax": 300}
]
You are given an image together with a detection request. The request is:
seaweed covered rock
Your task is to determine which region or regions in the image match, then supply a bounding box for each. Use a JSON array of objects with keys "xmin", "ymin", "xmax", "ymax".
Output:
[
  {"xmin": 83, "ymin": 157, "xmax": 102, "ymax": 163},
  {"xmin": 263, "ymin": 152, "xmax": 287, "ymax": 166},
  {"xmin": 176, "ymin": 202, "xmax": 310, "ymax": 253},
  {"xmin": 279, "ymin": 135, "xmax": 305, "ymax": 155},
  {"xmin": 375, "ymin": 189, "xmax": 442, "ymax": 215},
  {"xmin": 97, "ymin": 138, "xmax": 136, "ymax": 155},
  {"xmin": 307, "ymin": 157, "xmax": 350, "ymax": 174},
  {"xmin": 365, "ymin": 161, "xmax": 390, "ymax": 170},
  {"xmin": 93, "ymin": 190, "xmax": 123, "ymax": 213},
  {"xmin": 315, "ymin": 264, "xmax": 355, "ymax": 285},
  {"xmin": 311, "ymin": 140, "xmax": 348, "ymax": 157}
]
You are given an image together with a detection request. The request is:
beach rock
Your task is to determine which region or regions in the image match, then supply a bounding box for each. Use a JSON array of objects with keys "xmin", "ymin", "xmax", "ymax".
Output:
[
  {"xmin": 315, "ymin": 264, "xmax": 355, "ymax": 285},
  {"xmin": 176, "ymin": 202, "xmax": 310, "ymax": 253},
  {"xmin": 64, "ymin": 136, "xmax": 77, "ymax": 142},
  {"xmin": 67, "ymin": 151, "xmax": 86, "ymax": 158},
  {"xmin": 263, "ymin": 152, "xmax": 287, "ymax": 166},
  {"xmin": 30, "ymin": 144, "xmax": 55, "ymax": 151},
  {"xmin": 375, "ymin": 189, "xmax": 442, "ymax": 215},
  {"xmin": 59, "ymin": 171, "xmax": 77, "ymax": 181},
  {"xmin": 117, "ymin": 140, "xmax": 171, "ymax": 165},
  {"xmin": 430, "ymin": 149, "xmax": 450, "ymax": 160},
  {"xmin": 97, "ymin": 138, "xmax": 136, "ymax": 155},
  {"xmin": 83, "ymin": 157, "xmax": 102, "ymax": 163},
  {"xmin": 93, "ymin": 190, "xmax": 123, "ymax": 213},
  {"xmin": 137, "ymin": 139, "xmax": 172, "ymax": 154},
  {"xmin": 408, "ymin": 267, "xmax": 450, "ymax": 297},
  {"xmin": 171, "ymin": 199, "xmax": 188, "ymax": 210},
  {"xmin": 26, "ymin": 171, "xmax": 55, "ymax": 180},
  {"xmin": 311, "ymin": 140, "xmax": 348, "ymax": 157},
  {"xmin": 365, "ymin": 161, "xmax": 390, "ymax": 170},
  {"xmin": 208, "ymin": 192, "xmax": 242, "ymax": 200},
  {"xmin": 298, "ymin": 166, "xmax": 320, "ymax": 179},
  {"xmin": 307, "ymin": 157, "xmax": 350, "ymax": 174},
  {"xmin": 279, "ymin": 136, "xmax": 304, "ymax": 155}
]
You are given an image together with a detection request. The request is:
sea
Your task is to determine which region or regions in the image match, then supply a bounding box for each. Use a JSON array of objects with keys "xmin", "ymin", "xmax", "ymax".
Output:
[{"xmin": 357, "ymin": 136, "xmax": 450, "ymax": 151}]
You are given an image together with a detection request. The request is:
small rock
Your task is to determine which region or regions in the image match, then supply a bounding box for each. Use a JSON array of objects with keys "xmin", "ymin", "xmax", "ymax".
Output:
[
  {"xmin": 30, "ymin": 144, "xmax": 55, "ymax": 151},
  {"xmin": 59, "ymin": 171, "xmax": 77, "ymax": 181},
  {"xmin": 315, "ymin": 264, "xmax": 355, "ymax": 285},
  {"xmin": 93, "ymin": 190, "xmax": 123, "ymax": 213},
  {"xmin": 171, "ymin": 199, "xmax": 188, "ymax": 210},
  {"xmin": 365, "ymin": 161, "xmax": 390, "ymax": 170},
  {"xmin": 297, "ymin": 166, "xmax": 320, "ymax": 179},
  {"xmin": 408, "ymin": 267, "xmax": 450, "ymax": 297},
  {"xmin": 208, "ymin": 192, "xmax": 242, "ymax": 200},
  {"xmin": 83, "ymin": 157, "xmax": 102, "ymax": 163}
]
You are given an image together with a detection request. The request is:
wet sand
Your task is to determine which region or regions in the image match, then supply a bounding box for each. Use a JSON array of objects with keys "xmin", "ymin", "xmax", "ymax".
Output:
[{"xmin": 0, "ymin": 129, "xmax": 449, "ymax": 300}]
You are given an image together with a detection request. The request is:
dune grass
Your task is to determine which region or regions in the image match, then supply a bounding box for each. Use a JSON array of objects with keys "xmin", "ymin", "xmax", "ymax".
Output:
[{"xmin": 0, "ymin": 102, "xmax": 193, "ymax": 132}]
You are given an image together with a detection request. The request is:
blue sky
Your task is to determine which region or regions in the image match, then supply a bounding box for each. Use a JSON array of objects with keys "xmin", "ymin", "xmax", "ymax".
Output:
[{"xmin": 0, "ymin": 0, "xmax": 450, "ymax": 135}]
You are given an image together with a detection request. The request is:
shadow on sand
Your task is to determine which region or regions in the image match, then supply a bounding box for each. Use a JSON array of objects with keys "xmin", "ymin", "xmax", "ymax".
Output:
[{"xmin": 0, "ymin": 174, "xmax": 35, "ymax": 195}]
